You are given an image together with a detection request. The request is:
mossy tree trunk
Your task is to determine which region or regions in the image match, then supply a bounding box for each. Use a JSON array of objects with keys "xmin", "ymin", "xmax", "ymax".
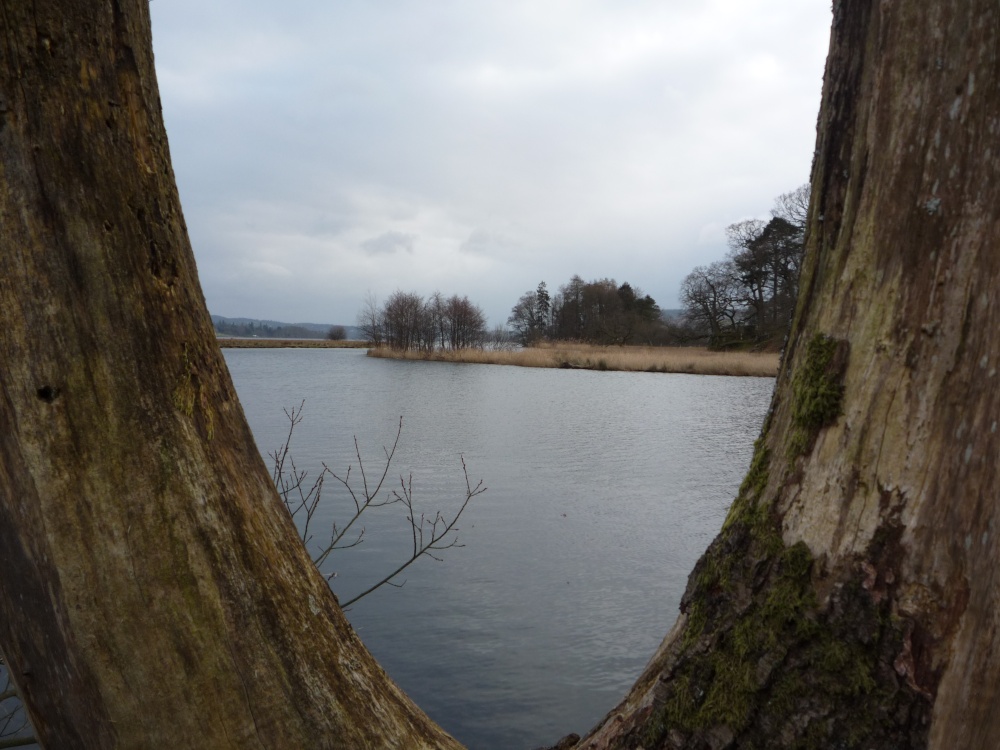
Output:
[
  {"xmin": 0, "ymin": 1, "xmax": 459, "ymax": 747},
  {"xmin": 4, "ymin": 0, "xmax": 998, "ymax": 747},
  {"xmin": 574, "ymin": 1, "xmax": 1000, "ymax": 748}
]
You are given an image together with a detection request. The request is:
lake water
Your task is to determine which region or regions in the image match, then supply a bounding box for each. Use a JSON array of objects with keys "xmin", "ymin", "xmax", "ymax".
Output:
[{"xmin": 224, "ymin": 348, "xmax": 773, "ymax": 749}]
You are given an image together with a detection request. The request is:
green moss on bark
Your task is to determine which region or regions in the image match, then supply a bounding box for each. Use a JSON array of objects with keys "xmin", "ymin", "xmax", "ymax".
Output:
[
  {"xmin": 647, "ymin": 523, "xmax": 927, "ymax": 748},
  {"xmin": 787, "ymin": 334, "xmax": 849, "ymax": 459}
]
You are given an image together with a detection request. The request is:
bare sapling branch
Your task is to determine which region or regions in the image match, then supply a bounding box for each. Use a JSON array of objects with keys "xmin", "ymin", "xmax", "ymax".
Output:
[
  {"xmin": 339, "ymin": 457, "xmax": 486, "ymax": 608},
  {"xmin": 270, "ymin": 407, "xmax": 486, "ymax": 605},
  {"xmin": 314, "ymin": 418, "xmax": 406, "ymax": 567},
  {"xmin": 268, "ymin": 401, "xmax": 333, "ymax": 550}
]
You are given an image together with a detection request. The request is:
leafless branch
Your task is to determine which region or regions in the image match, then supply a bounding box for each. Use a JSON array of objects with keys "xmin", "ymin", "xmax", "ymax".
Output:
[
  {"xmin": 339, "ymin": 456, "xmax": 486, "ymax": 608},
  {"xmin": 270, "ymin": 407, "xmax": 485, "ymax": 608}
]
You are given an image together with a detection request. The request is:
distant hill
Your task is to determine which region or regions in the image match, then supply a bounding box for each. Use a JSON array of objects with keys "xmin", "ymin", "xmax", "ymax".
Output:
[
  {"xmin": 660, "ymin": 308, "xmax": 685, "ymax": 322},
  {"xmin": 212, "ymin": 315, "xmax": 362, "ymax": 340}
]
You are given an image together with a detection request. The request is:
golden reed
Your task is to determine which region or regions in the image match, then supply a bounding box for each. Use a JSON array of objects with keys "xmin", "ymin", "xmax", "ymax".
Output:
[{"xmin": 367, "ymin": 342, "xmax": 778, "ymax": 377}]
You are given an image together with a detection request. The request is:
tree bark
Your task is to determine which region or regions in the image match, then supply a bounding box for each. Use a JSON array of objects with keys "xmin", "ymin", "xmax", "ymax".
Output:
[
  {"xmin": 572, "ymin": 1, "xmax": 1000, "ymax": 748},
  {"xmin": 0, "ymin": 1, "xmax": 459, "ymax": 747},
  {"xmin": 3, "ymin": 0, "xmax": 999, "ymax": 748}
]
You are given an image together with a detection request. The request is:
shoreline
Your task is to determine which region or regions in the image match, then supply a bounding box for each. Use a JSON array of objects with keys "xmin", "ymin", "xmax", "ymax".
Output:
[
  {"xmin": 216, "ymin": 338, "xmax": 780, "ymax": 376},
  {"xmin": 366, "ymin": 343, "xmax": 779, "ymax": 377},
  {"xmin": 217, "ymin": 338, "xmax": 368, "ymax": 349}
]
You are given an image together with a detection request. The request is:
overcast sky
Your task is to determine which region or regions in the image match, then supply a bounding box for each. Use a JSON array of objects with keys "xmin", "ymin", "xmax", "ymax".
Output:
[{"xmin": 149, "ymin": 1, "xmax": 832, "ymax": 326}]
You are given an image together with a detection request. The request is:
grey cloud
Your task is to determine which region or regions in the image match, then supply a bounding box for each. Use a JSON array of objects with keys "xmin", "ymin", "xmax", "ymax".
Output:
[
  {"xmin": 149, "ymin": 1, "xmax": 832, "ymax": 324},
  {"xmin": 460, "ymin": 229, "xmax": 516, "ymax": 256},
  {"xmin": 361, "ymin": 231, "xmax": 417, "ymax": 256}
]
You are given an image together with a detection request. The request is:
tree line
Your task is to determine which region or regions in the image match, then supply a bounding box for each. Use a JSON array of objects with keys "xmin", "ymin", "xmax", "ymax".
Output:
[
  {"xmin": 213, "ymin": 318, "xmax": 326, "ymax": 339},
  {"xmin": 357, "ymin": 290, "xmax": 497, "ymax": 351},
  {"xmin": 508, "ymin": 277, "xmax": 664, "ymax": 346},
  {"xmin": 365, "ymin": 186, "xmax": 809, "ymax": 354},
  {"xmin": 680, "ymin": 184, "xmax": 809, "ymax": 347}
]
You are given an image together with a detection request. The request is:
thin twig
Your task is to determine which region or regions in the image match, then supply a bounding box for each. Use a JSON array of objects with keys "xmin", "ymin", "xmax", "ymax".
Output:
[
  {"xmin": 340, "ymin": 457, "xmax": 485, "ymax": 608},
  {"xmin": 271, "ymin": 409, "xmax": 486, "ymax": 608}
]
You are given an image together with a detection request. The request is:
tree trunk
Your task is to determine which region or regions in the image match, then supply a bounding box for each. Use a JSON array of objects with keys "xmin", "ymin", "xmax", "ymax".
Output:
[
  {"xmin": 0, "ymin": 2, "xmax": 459, "ymax": 747},
  {"xmin": 572, "ymin": 1, "xmax": 1000, "ymax": 748},
  {"xmin": 4, "ymin": 0, "xmax": 998, "ymax": 747}
]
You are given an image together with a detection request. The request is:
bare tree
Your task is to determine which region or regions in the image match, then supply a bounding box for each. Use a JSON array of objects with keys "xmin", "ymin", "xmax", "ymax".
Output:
[
  {"xmin": 725, "ymin": 219, "xmax": 769, "ymax": 336},
  {"xmin": 507, "ymin": 288, "xmax": 544, "ymax": 345},
  {"xmin": 368, "ymin": 291, "xmax": 487, "ymax": 352},
  {"xmin": 770, "ymin": 183, "xmax": 810, "ymax": 235},
  {"xmin": 680, "ymin": 261, "xmax": 742, "ymax": 345},
  {"xmin": 445, "ymin": 295, "xmax": 487, "ymax": 350},
  {"xmin": 426, "ymin": 291, "xmax": 448, "ymax": 350},
  {"xmin": 356, "ymin": 290, "xmax": 385, "ymax": 346},
  {"xmin": 382, "ymin": 290, "xmax": 428, "ymax": 351},
  {"xmin": 704, "ymin": 208, "xmax": 808, "ymax": 345}
]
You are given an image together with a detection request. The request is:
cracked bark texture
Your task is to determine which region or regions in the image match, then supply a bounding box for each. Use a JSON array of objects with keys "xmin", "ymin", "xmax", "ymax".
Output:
[
  {"xmin": 571, "ymin": 1, "xmax": 1000, "ymax": 748},
  {"xmin": 0, "ymin": 1, "xmax": 460, "ymax": 747}
]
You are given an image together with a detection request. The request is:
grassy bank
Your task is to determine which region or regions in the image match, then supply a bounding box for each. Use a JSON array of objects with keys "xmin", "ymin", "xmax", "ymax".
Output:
[
  {"xmin": 367, "ymin": 342, "xmax": 779, "ymax": 377},
  {"xmin": 217, "ymin": 338, "xmax": 368, "ymax": 349}
]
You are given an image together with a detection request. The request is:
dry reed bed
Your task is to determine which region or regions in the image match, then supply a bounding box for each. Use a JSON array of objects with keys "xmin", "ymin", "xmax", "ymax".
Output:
[{"xmin": 367, "ymin": 343, "xmax": 779, "ymax": 377}]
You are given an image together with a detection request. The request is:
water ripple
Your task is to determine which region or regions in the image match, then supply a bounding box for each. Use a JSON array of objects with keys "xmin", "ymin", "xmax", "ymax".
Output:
[{"xmin": 225, "ymin": 349, "xmax": 773, "ymax": 749}]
